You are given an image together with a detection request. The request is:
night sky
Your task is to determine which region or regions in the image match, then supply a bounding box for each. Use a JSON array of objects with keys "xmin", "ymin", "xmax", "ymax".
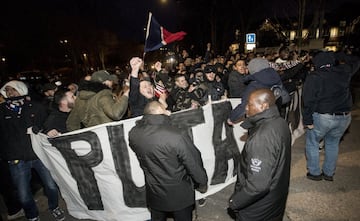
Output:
[
  {"xmin": 2, "ymin": 0, "xmax": 358, "ymax": 42},
  {"xmin": 0, "ymin": 0, "xmax": 359, "ymax": 72},
  {"xmin": 79, "ymin": 0, "xmax": 358, "ymax": 39},
  {"xmin": 1, "ymin": 0, "xmax": 180, "ymax": 42}
]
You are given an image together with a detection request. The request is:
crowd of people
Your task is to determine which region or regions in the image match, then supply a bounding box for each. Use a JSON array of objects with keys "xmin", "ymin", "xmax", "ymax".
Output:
[{"xmin": 0, "ymin": 43, "xmax": 359, "ymax": 221}]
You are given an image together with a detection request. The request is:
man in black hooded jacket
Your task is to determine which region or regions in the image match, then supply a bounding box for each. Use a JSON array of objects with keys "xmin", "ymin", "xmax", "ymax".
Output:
[
  {"xmin": 303, "ymin": 51, "xmax": 360, "ymax": 181},
  {"xmin": 0, "ymin": 80, "xmax": 65, "ymax": 221},
  {"xmin": 228, "ymin": 88, "xmax": 291, "ymax": 221}
]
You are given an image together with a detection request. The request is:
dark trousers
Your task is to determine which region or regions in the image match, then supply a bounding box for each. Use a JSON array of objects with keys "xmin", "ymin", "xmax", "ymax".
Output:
[
  {"xmin": 8, "ymin": 159, "xmax": 59, "ymax": 219},
  {"xmin": 0, "ymin": 159, "xmax": 22, "ymax": 215},
  {"xmin": 151, "ymin": 204, "xmax": 194, "ymax": 221}
]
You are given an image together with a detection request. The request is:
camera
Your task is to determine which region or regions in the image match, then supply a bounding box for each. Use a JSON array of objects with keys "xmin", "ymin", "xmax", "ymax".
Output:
[{"xmin": 191, "ymin": 79, "xmax": 200, "ymax": 86}]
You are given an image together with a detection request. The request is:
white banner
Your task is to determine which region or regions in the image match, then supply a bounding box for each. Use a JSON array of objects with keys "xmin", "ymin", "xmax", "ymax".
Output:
[
  {"xmin": 30, "ymin": 95, "xmax": 304, "ymax": 221},
  {"xmin": 31, "ymin": 99, "xmax": 248, "ymax": 221}
]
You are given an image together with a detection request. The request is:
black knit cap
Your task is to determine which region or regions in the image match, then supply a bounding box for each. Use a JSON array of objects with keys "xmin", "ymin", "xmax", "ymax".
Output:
[{"xmin": 204, "ymin": 65, "xmax": 216, "ymax": 73}]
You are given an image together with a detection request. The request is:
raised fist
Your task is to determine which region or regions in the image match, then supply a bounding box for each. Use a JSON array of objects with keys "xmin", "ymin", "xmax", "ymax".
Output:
[{"xmin": 130, "ymin": 57, "xmax": 143, "ymax": 71}]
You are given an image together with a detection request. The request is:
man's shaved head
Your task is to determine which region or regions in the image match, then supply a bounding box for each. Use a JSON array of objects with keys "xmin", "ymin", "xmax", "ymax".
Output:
[
  {"xmin": 246, "ymin": 88, "xmax": 276, "ymax": 117},
  {"xmin": 144, "ymin": 101, "xmax": 169, "ymax": 115},
  {"xmin": 251, "ymin": 88, "xmax": 276, "ymax": 106}
]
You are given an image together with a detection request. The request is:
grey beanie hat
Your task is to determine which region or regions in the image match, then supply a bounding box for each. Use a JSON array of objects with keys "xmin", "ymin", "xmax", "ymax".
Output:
[
  {"xmin": 247, "ymin": 58, "xmax": 270, "ymax": 74},
  {"xmin": 91, "ymin": 70, "xmax": 118, "ymax": 83}
]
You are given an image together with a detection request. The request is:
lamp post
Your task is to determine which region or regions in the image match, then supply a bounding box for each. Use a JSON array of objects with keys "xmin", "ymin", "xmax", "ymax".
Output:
[
  {"xmin": 0, "ymin": 56, "xmax": 7, "ymax": 78},
  {"xmin": 60, "ymin": 39, "xmax": 70, "ymax": 64},
  {"xmin": 82, "ymin": 53, "xmax": 89, "ymax": 73},
  {"xmin": 60, "ymin": 39, "xmax": 81, "ymax": 80}
]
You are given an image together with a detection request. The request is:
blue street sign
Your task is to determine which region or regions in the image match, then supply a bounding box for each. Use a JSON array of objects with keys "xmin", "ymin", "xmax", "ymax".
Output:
[{"xmin": 246, "ymin": 33, "xmax": 256, "ymax": 44}]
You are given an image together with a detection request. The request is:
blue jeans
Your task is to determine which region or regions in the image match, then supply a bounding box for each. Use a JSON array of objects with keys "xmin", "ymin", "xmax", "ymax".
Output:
[
  {"xmin": 305, "ymin": 112, "xmax": 351, "ymax": 176},
  {"xmin": 8, "ymin": 159, "xmax": 59, "ymax": 219}
]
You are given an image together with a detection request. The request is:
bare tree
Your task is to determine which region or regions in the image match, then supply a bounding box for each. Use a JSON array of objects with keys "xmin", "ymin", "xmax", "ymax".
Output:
[{"xmin": 297, "ymin": 0, "xmax": 306, "ymax": 51}]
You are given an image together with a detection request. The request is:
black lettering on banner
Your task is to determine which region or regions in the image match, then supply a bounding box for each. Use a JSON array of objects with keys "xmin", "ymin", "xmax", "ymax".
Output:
[
  {"xmin": 106, "ymin": 124, "xmax": 146, "ymax": 207},
  {"xmin": 49, "ymin": 131, "xmax": 104, "ymax": 210},
  {"xmin": 210, "ymin": 101, "xmax": 241, "ymax": 185},
  {"xmin": 170, "ymin": 107, "xmax": 205, "ymax": 140}
]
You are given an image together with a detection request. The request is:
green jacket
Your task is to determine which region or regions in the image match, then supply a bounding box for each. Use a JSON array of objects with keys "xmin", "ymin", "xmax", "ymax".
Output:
[
  {"xmin": 66, "ymin": 89, "xmax": 96, "ymax": 131},
  {"xmin": 82, "ymin": 89, "xmax": 128, "ymax": 128}
]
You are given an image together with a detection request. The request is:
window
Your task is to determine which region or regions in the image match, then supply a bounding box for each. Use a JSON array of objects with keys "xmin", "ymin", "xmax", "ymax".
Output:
[
  {"xmin": 290, "ymin": 31, "xmax": 296, "ymax": 40},
  {"xmin": 330, "ymin": 27, "xmax": 339, "ymax": 38}
]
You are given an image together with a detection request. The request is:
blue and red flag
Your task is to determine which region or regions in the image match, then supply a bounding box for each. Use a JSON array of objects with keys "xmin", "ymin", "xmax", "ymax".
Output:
[{"xmin": 144, "ymin": 12, "xmax": 187, "ymax": 52}]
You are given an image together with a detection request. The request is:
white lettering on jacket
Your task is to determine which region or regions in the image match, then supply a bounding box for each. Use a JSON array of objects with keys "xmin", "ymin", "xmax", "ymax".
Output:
[{"xmin": 250, "ymin": 158, "xmax": 262, "ymax": 173}]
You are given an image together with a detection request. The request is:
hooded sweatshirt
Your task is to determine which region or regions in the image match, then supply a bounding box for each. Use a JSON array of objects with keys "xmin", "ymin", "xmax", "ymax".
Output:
[
  {"xmin": 0, "ymin": 81, "xmax": 47, "ymax": 161},
  {"xmin": 302, "ymin": 52, "xmax": 360, "ymax": 125},
  {"xmin": 229, "ymin": 58, "xmax": 283, "ymax": 122}
]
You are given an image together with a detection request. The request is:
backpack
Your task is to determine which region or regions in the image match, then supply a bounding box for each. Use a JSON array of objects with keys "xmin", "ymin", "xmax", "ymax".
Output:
[{"xmin": 270, "ymin": 84, "xmax": 291, "ymax": 105}]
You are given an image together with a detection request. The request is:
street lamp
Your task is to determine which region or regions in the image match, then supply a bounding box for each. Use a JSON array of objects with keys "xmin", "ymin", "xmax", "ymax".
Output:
[{"xmin": 82, "ymin": 53, "xmax": 89, "ymax": 73}]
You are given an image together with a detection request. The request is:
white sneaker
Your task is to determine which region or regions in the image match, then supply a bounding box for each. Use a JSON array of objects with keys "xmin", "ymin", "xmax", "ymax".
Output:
[
  {"xmin": 7, "ymin": 209, "xmax": 25, "ymax": 220},
  {"xmin": 28, "ymin": 216, "xmax": 40, "ymax": 221},
  {"xmin": 51, "ymin": 207, "xmax": 65, "ymax": 221}
]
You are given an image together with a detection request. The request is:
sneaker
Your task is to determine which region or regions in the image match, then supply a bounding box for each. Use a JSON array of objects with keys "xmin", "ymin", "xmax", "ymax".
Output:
[
  {"xmin": 198, "ymin": 198, "xmax": 207, "ymax": 207},
  {"xmin": 306, "ymin": 172, "xmax": 323, "ymax": 181},
  {"xmin": 7, "ymin": 209, "xmax": 25, "ymax": 220},
  {"xmin": 28, "ymin": 216, "xmax": 40, "ymax": 221},
  {"xmin": 51, "ymin": 207, "xmax": 65, "ymax": 221},
  {"xmin": 322, "ymin": 172, "xmax": 334, "ymax": 181}
]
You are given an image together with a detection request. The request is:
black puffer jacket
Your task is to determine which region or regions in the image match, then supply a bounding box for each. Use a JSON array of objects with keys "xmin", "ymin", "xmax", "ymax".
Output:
[
  {"xmin": 129, "ymin": 114, "xmax": 208, "ymax": 211},
  {"xmin": 229, "ymin": 106, "xmax": 291, "ymax": 221},
  {"xmin": 0, "ymin": 97, "xmax": 47, "ymax": 161}
]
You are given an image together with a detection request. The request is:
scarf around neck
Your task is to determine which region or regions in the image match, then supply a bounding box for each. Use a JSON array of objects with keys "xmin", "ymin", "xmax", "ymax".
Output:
[{"xmin": 5, "ymin": 96, "xmax": 29, "ymax": 114}]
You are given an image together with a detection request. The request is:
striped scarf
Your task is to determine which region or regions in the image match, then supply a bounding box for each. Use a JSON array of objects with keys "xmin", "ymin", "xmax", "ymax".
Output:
[{"xmin": 5, "ymin": 96, "xmax": 28, "ymax": 114}]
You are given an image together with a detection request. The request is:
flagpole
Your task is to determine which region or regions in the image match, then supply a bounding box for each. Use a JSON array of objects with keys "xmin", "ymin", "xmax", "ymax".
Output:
[
  {"xmin": 143, "ymin": 12, "xmax": 152, "ymax": 63},
  {"xmin": 145, "ymin": 12, "xmax": 152, "ymax": 43},
  {"xmin": 142, "ymin": 52, "xmax": 146, "ymax": 63}
]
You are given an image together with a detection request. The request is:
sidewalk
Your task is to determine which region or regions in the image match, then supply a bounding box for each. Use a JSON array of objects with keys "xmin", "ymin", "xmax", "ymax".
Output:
[{"xmin": 2, "ymin": 108, "xmax": 360, "ymax": 221}]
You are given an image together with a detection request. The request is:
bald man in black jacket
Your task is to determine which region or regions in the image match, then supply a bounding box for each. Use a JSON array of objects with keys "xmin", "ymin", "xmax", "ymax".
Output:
[
  {"xmin": 129, "ymin": 101, "xmax": 208, "ymax": 221},
  {"xmin": 229, "ymin": 88, "xmax": 291, "ymax": 221}
]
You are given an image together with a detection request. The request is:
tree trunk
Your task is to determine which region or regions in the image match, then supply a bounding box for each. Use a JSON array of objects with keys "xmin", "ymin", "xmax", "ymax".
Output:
[{"xmin": 297, "ymin": 0, "xmax": 306, "ymax": 52}]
